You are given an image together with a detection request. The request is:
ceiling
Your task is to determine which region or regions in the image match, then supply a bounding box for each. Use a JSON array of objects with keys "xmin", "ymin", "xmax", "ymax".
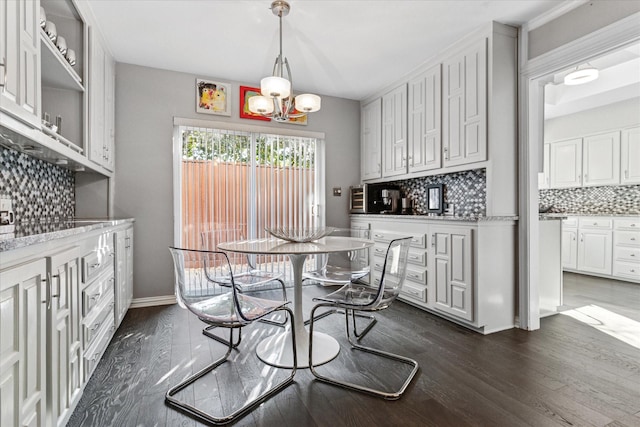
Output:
[{"xmin": 87, "ymin": 0, "xmax": 562, "ymax": 101}]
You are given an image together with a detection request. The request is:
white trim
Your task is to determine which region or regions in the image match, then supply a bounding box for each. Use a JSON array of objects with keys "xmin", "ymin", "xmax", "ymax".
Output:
[
  {"xmin": 130, "ymin": 295, "xmax": 176, "ymax": 309},
  {"xmin": 518, "ymin": 11, "xmax": 640, "ymax": 331},
  {"xmin": 173, "ymin": 117, "xmax": 326, "ymax": 139},
  {"xmin": 524, "ymin": 0, "xmax": 589, "ymax": 31},
  {"xmin": 172, "ymin": 126, "xmax": 182, "ymax": 247}
]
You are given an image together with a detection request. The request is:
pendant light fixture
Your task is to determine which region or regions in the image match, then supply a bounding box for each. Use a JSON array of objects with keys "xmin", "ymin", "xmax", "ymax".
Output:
[
  {"xmin": 248, "ymin": 1, "xmax": 321, "ymax": 122},
  {"xmin": 564, "ymin": 63, "xmax": 599, "ymax": 85}
]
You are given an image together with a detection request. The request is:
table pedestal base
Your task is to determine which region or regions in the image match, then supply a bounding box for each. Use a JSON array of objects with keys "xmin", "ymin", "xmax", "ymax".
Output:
[{"xmin": 256, "ymin": 331, "xmax": 339, "ymax": 369}]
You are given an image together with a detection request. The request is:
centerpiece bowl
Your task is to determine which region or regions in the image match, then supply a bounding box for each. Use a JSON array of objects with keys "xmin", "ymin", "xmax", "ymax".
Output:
[{"xmin": 265, "ymin": 226, "xmax": 335, "ymax": 243}]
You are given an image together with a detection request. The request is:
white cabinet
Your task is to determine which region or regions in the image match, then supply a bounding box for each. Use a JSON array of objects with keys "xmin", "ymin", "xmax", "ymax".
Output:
[
  {"xmin": 0, "ymin": 258, "xmax": 47, "ymax": 427},
  {"xmin": 576, "ymin": 218, "xmax": 612, "ymax": 276},
  {"xmin": 114, "ymin": 226, "xmax": 133, "ymax": 328},
  {"xmin": 549, "ymin": 138, "xmax": 582, "ymax": 188},
  {"xmin": 361, "ymin": 99, "xmax": 382, "ymax": 181},
  {"xmin": 88, "ymin": 27, "xmax": 115, "ymax": 171},
  {"xmin": 442, "ymin": 38, "xmax": 487, "ymax": 167},
  {"xmin": 561, "ymin": 219, "xmax": 578, "ymax": 270},
  {"xmin": 613, "ymin": 218, "xmax": 640, "ymax": 281},
  {"xmin": 431, "ymin": 225, "xmax": 473, "ymax": 321},
  {"xmin": 382, "ymin": 84, "xmax": 407, "ymax": 178},
  {"xmin": 582, "ymin": 131, "xmax": 620, "ymax": 187},
  {"xmin": 47, "ymin": 247, "xmax": 83, "ymax": 427},
  {"xmin": 408, "ymin": 64, "xmax": 441, "ymax": 173},
  {"xmin": 621, "ymin": 126, "xmax": 640, "ymax": 185},
  {"xmin": 0, "ymin": 0, "xmax": 41, "ymax": 128}
]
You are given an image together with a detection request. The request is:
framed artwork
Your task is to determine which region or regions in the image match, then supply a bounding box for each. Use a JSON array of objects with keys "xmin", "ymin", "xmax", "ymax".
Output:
[
  {"xmin": 426, "ymin": 184, "xmax": 444, "ymax": 214},
  {"xmin": 239, "ymin": 86, "xmax": 271, "ymax": 121},
  {"xmin": 196, "ymin": 79, "xmax": 231, "ymax": 116}
]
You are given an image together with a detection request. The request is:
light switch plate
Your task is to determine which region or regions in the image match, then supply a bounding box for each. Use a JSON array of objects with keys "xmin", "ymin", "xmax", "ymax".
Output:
[{"xmin": 333, "ymin": 187, "xmax": 342, "ymax": 196}]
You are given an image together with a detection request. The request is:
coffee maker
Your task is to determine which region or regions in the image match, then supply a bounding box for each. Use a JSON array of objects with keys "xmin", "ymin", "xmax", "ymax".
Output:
[
  {"xmin": 380, "ymin": 189, "xmax": 400, "ymax": 214},
  {"xmin": 0, "ymin": 195, "xmax": 15, "ymax": 238}
]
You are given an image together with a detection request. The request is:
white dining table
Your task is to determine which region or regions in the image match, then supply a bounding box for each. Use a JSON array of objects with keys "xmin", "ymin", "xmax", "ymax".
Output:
[{"xmin": 217, "ymin": 235, "xmax": 374, "ymax": 368}]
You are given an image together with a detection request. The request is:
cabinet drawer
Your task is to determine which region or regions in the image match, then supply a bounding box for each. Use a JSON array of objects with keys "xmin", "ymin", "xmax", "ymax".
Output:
[
  {"xmin": 83, "ymin": 318, "xmax": 115, "ymax": 380},
  {"xmin": 562, "ymin": 217, "xmax": 578, "ymax": 228},
  {"xmin": 614, "ymin": 246, "xmax": 640, "ymax": 263},
  {"xmin": 82, "ymin": 271, "xmax": 115, "ymax": 316},
  {"xmin": 373, "ymin": 245, "xmax": 387, "ymax": 258},
  {"xmin": 400, "ymin": 281, "xmax": 427, "ymax": 302},
  {"xmin": 410, "ymin": 234, "xmax": 426, "ymax": 248},
  {"xmin": 579, "ymin": 218, "xmax": 612, "ymax": 230},
  {"xmin": 83, "ymin": 295, "xmax": 115, "ymax": 349},
  {"xmin": 82, "ymin": 248, "xmax": 113, "ymax": 283},
  {"xmin": 405, "ymin": 268, "xmax": 427, "ymax": 284},
  {"xmin": 614, "ymin": 218, "xmax": 640, "ymax": 231},
  {"xmin": 615, "ymin": 230, "xmax": 640, "ymax": 247},
  {"xmin": 373, "ymin": 257, "xmax": 385, "ymax": 271},
  {"xmin": 407, "ymin": 250, "xmax": 427, "ymax": 267},
  {"xmin": 613, "ymin": 261, "xmax": 640, "ymax": 280}
]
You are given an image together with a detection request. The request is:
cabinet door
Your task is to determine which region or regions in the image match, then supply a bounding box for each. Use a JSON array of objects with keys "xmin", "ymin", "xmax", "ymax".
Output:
[
  {"xmin": 621, "ymin": 126, "xmax": 640, "ymax": 185},
  {"xmin": 361, "ymin": 99, "xmax": 382, "ymax": 180},
  {"xmin": 550, "ymin": 138, "xmax": 582, "ymax": 188},
  {"xmin": 442, "ymin": 39, "xmax": 487, "ymax": 167},
  {"xmin": 561, "ymin": 229, "xmax": 577, "ymax": 269},
  {"xmin": 125, "ymin": 227, "xmax": 134, "ymax": 308},
  {"xmin": 408, "ymin": 64, "xmax": 441, "ymax": 173},
  {"xmin": 47, "ymin": 247, "xmax": 82, "ymax": 427},
  {"xmin": 0, "ymin": 258, "xmax": 47, "ymax": 427},
  {"xmin": 577, "ymin": 229, "xmax": 612, "ymax": 275},
  {"xmin": 103, "ymin": 53, "xmax": 115, "ymax": 171},
  {"xmin": 88, "ymin": 26, "xmax": 106, "ymax": 167},
  {"xmin": 431, "ymin": 226, "xmax": 473, "ymax": 321},
  {"xmin": 0, "ymin": 0, "xmax": 41, "ymax": 128},
  {"xmin": 583, "ymin": 131, "xmax": 620, "ymax": 187},
  {"xmin": 382, "ymin": 84, "xmax": 407, "ymax": 178}
]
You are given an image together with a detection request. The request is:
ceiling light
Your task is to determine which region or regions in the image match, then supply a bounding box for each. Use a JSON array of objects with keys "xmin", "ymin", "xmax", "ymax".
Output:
[
  {"xmin": 248, "ymin": 1, "xmax": 321, "ymax": 122},
  {"xmin": 564, "ymin": 64, "xmax": 599, "ymax": 85}
]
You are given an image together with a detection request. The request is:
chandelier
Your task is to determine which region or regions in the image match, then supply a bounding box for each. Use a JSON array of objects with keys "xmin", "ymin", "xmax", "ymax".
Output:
[{"xmin": 248, "ymin": 1, "xmax": 321, "ymax": 122}]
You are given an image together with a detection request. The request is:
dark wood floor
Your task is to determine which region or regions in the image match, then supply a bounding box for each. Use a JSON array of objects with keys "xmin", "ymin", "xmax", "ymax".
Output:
[{"xmin": 68, "ymin": 280, "xmax": 640, "ymax": 427}]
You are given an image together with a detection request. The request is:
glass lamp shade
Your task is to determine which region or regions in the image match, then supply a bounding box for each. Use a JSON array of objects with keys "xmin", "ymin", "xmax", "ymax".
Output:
[
  {"xmin": 295, "ymin": 93, "xmax": 321, "ymax": 112},
  {"xmin": 261, "ymin": 76, "xmax": 291, "ymax": 99},
  {"xmin": 248, "ymin": 95, "xmax": 274, "ymax": 114},
  {"xmin": 564, "ymin": 66, "xmax": 599, "ymax": 85}
]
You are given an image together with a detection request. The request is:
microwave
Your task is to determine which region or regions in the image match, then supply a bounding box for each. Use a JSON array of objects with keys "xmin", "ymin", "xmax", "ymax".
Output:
[{"xmin": 349, "ymin": 184, "xmax": 387, "ymax": 214}]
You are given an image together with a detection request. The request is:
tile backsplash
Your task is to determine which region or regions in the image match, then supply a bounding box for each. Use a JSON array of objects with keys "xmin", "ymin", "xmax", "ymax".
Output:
[
  {"xmin": 0, "ymin": 146, "xmax": 75, "ymax": 223},
  {"xmin": 396, "ymin": 169, "xmax": 486, "ymax": 216},
  {"xmin": 539, "ymin": 185, "xmax": 640, "ymax": 215}
]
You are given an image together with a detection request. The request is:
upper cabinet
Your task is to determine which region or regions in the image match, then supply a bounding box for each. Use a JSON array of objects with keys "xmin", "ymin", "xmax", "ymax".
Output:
[
  {"xmin": 0, "ymin": 0, "xmax": 115, "ymax": 176},
  {"xmin": 0, "ymin": 0, "xmax": 41, "ymax": 128},
  {"xmin": 621, "ymin": 125, "xmax": 640, "ymax": 185},
  {"xmin": 359, "ymin": 23, "xmax": 518, "ymax": 216},
  {"xmin": 382, "ymin": 84, "xmax": 407, "ymax": 178},
  {"xmin": 442, "ymin": 39, "xmax": 487, "ymax": 167},
  {"xmin": 582, "ymin": 131, "xmax": 620, "ymax": 187},
  {"xmin": 361, "ymin": 98, "xmax": 382, "ymax": 181},
  {"xmin": 549, "ymin": 137, "xmax": 582, "ymax": 188},
  {"xmin": 408, "ymin": 64, "xmax": 441, "ymax": 173}
]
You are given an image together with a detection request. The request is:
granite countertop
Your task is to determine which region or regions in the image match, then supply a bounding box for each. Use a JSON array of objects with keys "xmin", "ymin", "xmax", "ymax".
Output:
[
  {"xmin": 541, "ymin": 213, "xmax": 640, "ymax": 218},
  {"xmin": 0, "ymin": 218, "xmax": 135, "ymax": 252},
  {"xmin": 350, "ymin": 213, "xmax": 518, "ymax": 222}
]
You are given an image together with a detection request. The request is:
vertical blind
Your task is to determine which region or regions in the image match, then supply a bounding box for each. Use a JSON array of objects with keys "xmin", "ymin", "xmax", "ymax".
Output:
[{"xmin": 178, "ymin": 125, "xmax": 321, "ymax": 279}]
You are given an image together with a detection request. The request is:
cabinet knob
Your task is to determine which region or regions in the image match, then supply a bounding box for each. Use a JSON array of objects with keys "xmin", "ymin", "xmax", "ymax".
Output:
[{"xmin": 631, "ymin": 237, "xmax": 636, "ymax": 241}]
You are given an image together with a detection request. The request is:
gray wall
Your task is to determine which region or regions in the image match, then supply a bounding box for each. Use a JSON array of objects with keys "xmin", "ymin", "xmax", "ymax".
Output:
[
  {"xmin": 544, "ymin": 98, "xmax": 640, "ymax": 142},
  {"xmin": 113, "ymin": 63, "xmax": 360, "ymax": 299},
  {"xmin": 528, "ymin": 1, "xmax": 640, "ymax": 59}
]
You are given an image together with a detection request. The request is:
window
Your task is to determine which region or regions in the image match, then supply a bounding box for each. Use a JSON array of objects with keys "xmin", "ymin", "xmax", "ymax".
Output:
[{"xmin": 173, "ymin": 122, "xmax": 325, "ymax": 278}]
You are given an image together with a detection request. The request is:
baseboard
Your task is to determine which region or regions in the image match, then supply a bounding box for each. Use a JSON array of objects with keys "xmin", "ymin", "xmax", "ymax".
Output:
[{"xmin": 130, "ymin": 295, "xmax": 176, "ymax": 309}]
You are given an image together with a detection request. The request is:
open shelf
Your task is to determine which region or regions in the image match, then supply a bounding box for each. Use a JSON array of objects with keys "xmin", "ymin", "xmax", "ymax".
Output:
[{"xmin": 40, "ymin": 29, "xmax": 84, "ymax": 91}]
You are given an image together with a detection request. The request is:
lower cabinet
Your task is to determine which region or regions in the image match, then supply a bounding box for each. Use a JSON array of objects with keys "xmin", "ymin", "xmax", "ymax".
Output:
[
  {"xmin": 114, "ymin": 225, "xmax": 134, "ymax": 328},
  {"xmin": 0, "ymin": 221, "xmax": 134, "ymax": 427},
  {"xmin": 352, "ymin": 216, "xmax": 516, "ymax": 334}
]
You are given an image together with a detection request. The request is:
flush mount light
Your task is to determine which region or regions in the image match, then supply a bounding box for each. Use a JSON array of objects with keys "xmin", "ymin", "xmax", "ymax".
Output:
[
  {"xmin": 564, "ymin": 64, "xmax": 599, "ymax": 85},
  {"xmin": 248, "ymin": 1, "xmax": 321, "ymax": 122}
]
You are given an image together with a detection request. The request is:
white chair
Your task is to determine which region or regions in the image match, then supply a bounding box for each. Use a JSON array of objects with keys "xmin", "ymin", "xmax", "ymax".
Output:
[
  {"xmin": 308, "ymin": 237, "xmax": 419, "ymax": 400},
  {"xmin": 166, "ymin": 247, "xmax": 297, "ymax": 425}
]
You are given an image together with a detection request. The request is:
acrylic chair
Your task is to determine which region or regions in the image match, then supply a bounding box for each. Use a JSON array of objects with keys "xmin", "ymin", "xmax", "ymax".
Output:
[
  {"xmin": 307, "ymin": 236, "xmax": 419, "ymax": 400},
  {"xmin": 201, "ymin": 228, "xmax": 288, "ymax": 346},
  {"xmin": 302, "ymin": 227, "xmax": 377, "ymax": 339},
  {"xmin": 166, "ymin": 247, "xmax": 297, "ymax": 425}
]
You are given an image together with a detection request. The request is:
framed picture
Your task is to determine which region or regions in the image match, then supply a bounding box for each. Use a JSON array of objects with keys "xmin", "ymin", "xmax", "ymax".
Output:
[
  {"xmin": 196, "ymin": 79, "xmax": 231, "ymax": 116},
  {"xmin": 239, "ymin": 86, "xmax": 271, "ymax": 121},
  {"xmin": 426, "ymin": 184, "xmax": 444, "ymax": 214}
]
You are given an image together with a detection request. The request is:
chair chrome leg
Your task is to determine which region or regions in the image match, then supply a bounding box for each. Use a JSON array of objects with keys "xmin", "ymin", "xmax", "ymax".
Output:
[
  {"xmin": 309, "ymin": 303, "xmax": 418, "ymax": 401},
  {"xmin": 166, "ymin": 306, "xmax": 297, "ymax": 425},
  {"xmin": 202, "ymin": 325, "xmax": 242, "ymax": 348},
  {"xmin": 304, "ymin": 307, "xmax": 376, "ymax": 341}
]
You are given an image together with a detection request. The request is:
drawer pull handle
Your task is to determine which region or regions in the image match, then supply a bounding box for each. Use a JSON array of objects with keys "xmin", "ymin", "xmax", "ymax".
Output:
[
  {"xmin": 374, "ymin": 234, "xmax": 384, "ymax": 238},
  {"xmin": 90, "ymin": 293, "xmax": 101, "ymax": 301},
  {"xmin": 631, "ymin": 269, "xmax": 636, "ymax": 273},
  {"xmin": 91, "ymin": 262, "xmax": 100, "ymax": 269},
  {"xmin": 90, "ymin": 322, "xmax": 102, "ymax": 332},
  {"xmin": 409, "ymin": 255, "xmax": 419, "ymax": 260},
  {"xmin": 632, "ymin": 238, "xmax": 637, "ymax": 241},
  {"xmin": 593, "ymin": 222, "xmax": 597, "ymax": 226},
  {"xmin": 631, "ymin": 254, "xmax": 636, "ymax": 257}
]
